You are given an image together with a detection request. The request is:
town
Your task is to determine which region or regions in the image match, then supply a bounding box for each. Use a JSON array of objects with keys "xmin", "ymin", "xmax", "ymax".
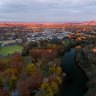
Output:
[
  {"xmin": 0, "ymin": 22, "xmax": 96, "ymax": 48},
  {"xmin": 0, "ymin": 22, "xmax": 96, "ymax": 96}
]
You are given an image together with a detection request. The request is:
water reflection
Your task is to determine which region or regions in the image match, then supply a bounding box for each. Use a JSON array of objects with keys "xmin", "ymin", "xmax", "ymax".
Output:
[{"xmin": 61, "ymin": 48, "xmax": 88, "ymax": 96}]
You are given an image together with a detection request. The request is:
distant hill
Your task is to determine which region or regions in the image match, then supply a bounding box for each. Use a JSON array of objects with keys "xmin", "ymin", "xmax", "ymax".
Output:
[
  {"xmin": 80, "ymin": 21, "xmax": 96, "ymax": 25},
  {"xmin": 0, "ymin": 21, "xmax": 96, "ymax": 28},
  {"xmin": 87, "ymin": 21, "xmax": 96, "ymax": 25}
]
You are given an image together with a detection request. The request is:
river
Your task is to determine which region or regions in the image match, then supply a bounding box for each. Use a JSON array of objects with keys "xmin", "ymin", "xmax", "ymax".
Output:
[{"xmin": 60, "ymin": 48, "xmax": 88, "ymax": 96}]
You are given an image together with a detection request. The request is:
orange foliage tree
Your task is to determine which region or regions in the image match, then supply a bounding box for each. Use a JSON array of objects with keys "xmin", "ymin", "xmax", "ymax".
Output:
[{"xmin": 9, "ymin": 53, "xmax": 24, "ymax": 74}]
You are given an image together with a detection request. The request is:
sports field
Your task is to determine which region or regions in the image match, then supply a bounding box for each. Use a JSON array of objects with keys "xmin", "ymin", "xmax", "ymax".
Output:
[{"xmin": 0, "ymin": 45, "xmax": 23, "ymax": 56}]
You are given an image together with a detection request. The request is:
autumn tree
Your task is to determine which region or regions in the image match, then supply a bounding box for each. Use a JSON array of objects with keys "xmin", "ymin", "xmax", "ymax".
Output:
[
  {"xmin": 49, "ymin": 65, "xmax": 56, "ymax": 75},
  {"xmin": 17, "ymin": 80, "xmax": 30, "ymax": 96},
  {"xmin": 9, "ymin": 53, "xmax": 24, "ymax": 74},
  {"xmin": 0, "ymin": 89, "xmax": 10, "ymax": 96},
  {"xmin": 0, "ymin": 89, "xmax": 5, "ymax": 96},
  {"xmin": 55, "ymin": 76, "xmax": 62, "ymax": 85},
  {"xmin": 50, "ymin": 81, "xmax": 58, "ymax": 94},
  {"xmin": 26, "ymin": 71, "xmax": 42, "ymax": 91},
  {"xmin": 25, "ymin": 64, "xmax": 36, "ymax": 75},
  {"xmin": 40, "ymin": 82, "xmax": 53, "ymax": 96},
  {"xmin": 0, "ymin": 60, "xmax": 9, "ymax": 71},
  {"xmin": 49, "ymin": 75, "xmax": 56, "ymax": 83},
  {"xmin": 56, "ymin": 66, "xmax": 62, "ymax": 76},
  {"xmin": 3, "ymin": 68, "xmax": 18, "ymax": 90},
  {"xmin": 8, "ymin": 74, "xmax": 18, "ymax": 89}
]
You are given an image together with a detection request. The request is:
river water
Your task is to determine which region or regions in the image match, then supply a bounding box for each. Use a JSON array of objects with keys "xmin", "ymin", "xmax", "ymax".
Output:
[{"xmin": 61, "ymin": 48, "xmax": 88, "ymax": 96}]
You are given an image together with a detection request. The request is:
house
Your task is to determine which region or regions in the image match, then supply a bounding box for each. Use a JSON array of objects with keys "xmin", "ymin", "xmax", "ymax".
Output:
[{"xmin": 1, "ymin": 40, "xmax": 16, "ymax": 47}]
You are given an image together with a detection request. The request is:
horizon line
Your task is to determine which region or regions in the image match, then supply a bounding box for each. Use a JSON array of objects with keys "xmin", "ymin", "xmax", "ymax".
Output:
[{"xmin": 0, "ymin": 20, "xmax": 94, "ymax": 24}]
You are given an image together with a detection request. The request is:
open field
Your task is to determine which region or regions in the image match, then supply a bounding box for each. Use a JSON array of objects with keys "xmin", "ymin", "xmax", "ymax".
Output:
[{"xmin": 0, "ymin": 45, "xmax": 23, "ymax": 56}]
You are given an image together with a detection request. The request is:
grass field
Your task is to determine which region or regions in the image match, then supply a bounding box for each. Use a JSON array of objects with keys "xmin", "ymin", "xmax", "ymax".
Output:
[{"xmin": 0, "ymin": 45, "xmax": 23, "ymax": 56}]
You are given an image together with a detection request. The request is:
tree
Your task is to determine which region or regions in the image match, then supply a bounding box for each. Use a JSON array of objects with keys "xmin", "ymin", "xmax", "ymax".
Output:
[
  {"xmin": 9, "ymin": 53, "xmax": 24, "ymax": 74},
  {"xmin": 29, "ymin": 41, "xmax": 38, "ymax": 48},
  {"xmin": 50, "ymin": 82, "xmax": 58, "ymax": 94},
  {"xmin": 0, "ymin": 89, "xmax": 10, "ymax": 96},
  {"xmin": 49, "ymin": 75, "xmax": 56, "ymax": 83},
  {"xmin": 39, "ymin": 40, "xmax": 47, "ymax": 47},
  {"xmin": 0, "ymin": 89, "xmax": 5, "ymax": 96},
  {"xmin": 0, "ymin": 60, "xmax": 8, "ymax": 71},
  {"xmin": 26, "ymin": 71, "xmax": 42, "ymax": 91},
  {"xmin": 55, "ymin": 76, "xmax": 62, "ymax": 85},
  {"xmin": 9, "ymin": 74, "xmax": 18, "ymax": 89},
  {"xmin": 40, "ymin": 82, "xmax": 53, "ymax": 96},
  {"xmin": 3, "ymin": 68, "xmax": 18, "ymax": 89},
  {"xmin": 17, "ymin": 81, "xmax": 30, "ymax": 96},
  {"xmin": 56, "ymin": 66, "xmax": 62, "ymax": 76},
  {"xmin": 0, "ymin": 77, "xmax": 3, "ymax": 88},
  {"xmin": 4, "ymin": 68, "xmax": 17, "ymax": 77},
  {"xmin": 25, "ymin": 64, "xmax": 36, "ymax": 75},
  {"xmin": 49, "ymin": 65, "xmax": 56, "ymax": 75}
]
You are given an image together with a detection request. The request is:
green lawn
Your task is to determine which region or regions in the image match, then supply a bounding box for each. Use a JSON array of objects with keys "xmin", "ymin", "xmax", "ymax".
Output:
[{"xmin": 0, "ymin": 45, "xmax": 23, "ymax": 56}]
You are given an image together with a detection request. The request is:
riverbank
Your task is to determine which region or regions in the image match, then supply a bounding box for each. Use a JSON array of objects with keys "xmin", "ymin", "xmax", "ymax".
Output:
[
  {"xmin": 75, "ymin": 45, "xmax": 96, "ymax": 96},
  {"xmin": 78, "ymin": 63, "xmax": 96, "ymax": 96}
]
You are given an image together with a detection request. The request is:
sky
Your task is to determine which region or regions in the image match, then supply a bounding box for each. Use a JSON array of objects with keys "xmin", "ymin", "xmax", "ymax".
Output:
[{"xmin": 0, "ymin": 0, "xmax": 96, "ymax": 22}]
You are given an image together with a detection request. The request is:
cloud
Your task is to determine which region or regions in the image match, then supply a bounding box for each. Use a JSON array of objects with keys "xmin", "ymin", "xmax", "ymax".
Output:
[{"xmin": 0, "ymin": 0, "xmax": 96, "ymax": 22}]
